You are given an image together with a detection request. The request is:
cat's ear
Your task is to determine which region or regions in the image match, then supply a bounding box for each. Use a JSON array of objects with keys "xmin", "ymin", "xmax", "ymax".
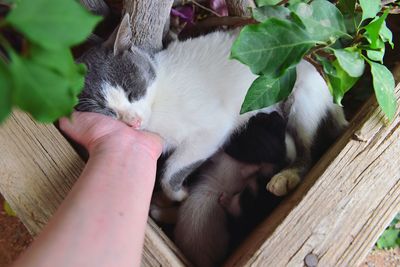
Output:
[
  {"xmin": 114, "ymin": 13, "xmax": 132, "ymax": 55},
  {"xmin": 103, "ymin": 13, "xmax": 132, "ymax": 55}
]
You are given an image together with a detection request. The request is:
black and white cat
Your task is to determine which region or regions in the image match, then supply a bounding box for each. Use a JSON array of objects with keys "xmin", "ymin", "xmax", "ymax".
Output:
[
  {"xmin": 76, "ymin": 14, "xmax": 348, "ymax": 200},
  {"xmin": 172, "ymin": 112, "xmax": 296, "ymax": 267}
]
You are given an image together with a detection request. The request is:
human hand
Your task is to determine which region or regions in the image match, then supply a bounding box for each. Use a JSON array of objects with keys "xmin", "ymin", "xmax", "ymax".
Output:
[{"xmin": 59, "ymin": 112, "xmax": 163, "ymax": 159}]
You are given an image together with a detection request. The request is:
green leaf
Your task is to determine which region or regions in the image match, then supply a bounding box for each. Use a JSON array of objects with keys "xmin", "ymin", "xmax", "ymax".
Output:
[
  {"xmin": 380, "ymin": 21, "xmax": 394, "ymax": 48},
  {"xmin": 3, "ymin": 201, "xmax": 17, "ymax": 217},
  {"xmin": 333, "ymin": 48, "xmax": 365, "ymax": 77},
  {"xmin": 318, "ymin": 57, "xmax": 359, "ymax": 105},
  {"xmin": 231, "ymin": 18, "xmax": 315, "ymax": 77},
  {"xmin": 376, "ymin": 228, "xmax": 400, "ymax": 249},
  {"xmin": 290, "ymin": 0, "xmax": 348, "ymax": 42},
  {"xmin": 255, "ymin": 0, "xmax": 281, "ymax": 7},
  {"xmin": 9, "ymin": 51, "xmax": 78, "ymax": 122},
  {"xmin": 368, "ymin": 60, "xmax": 397, "ymax": 120},
  {"xmin": 364, "ymin": 12, "xmax": 389, "ymax": 49},
  {"xmin": 6, "ymin": 0, "xmax": 101, "ymax": 49},
  {"xmin": 359, "ymin": 0, "xmax": 381, "ymax": 22},
  {"xmin": 0, "ymin": 60, "xmax": 12, "ymax": 123},
  {"xmin": 338, "ymin": 0, "xmax": 356, "ymax": 15},
  {"xmin": 240, "ymin": 68, "xmax": 297, "ymax": 113},
  {"xmin": 366, "ymin": 38, "xmax": 385, "ymax": 62},
  {"xmin": 253, "ymin": 6, "xmax": 290, "ymax": 22},
  {"xmin": 29, "ymin": 45, "xmax": 86, "ymax": 95}
]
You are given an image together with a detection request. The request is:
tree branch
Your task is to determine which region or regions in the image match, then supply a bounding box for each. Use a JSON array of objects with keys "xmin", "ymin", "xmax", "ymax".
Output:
[
  {"xmin": 123, "ymin": 0, "xmax": 174, "ymax": 53},
  {"xmin": 79, "ymin": 0, "xmax": 110, "ymax": 16},
  {"xmin": 225, "ymin": 0, "xmax": 255, "ymax": 17}
]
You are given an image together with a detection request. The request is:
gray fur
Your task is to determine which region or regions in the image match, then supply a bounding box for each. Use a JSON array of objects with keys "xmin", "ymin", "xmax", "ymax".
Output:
[{"xmin": 75, "ymin": 45, "xmax": 155, "ymax": 114}]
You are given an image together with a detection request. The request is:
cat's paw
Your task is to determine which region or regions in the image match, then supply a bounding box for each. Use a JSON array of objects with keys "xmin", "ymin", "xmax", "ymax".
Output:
[
  {"xmin": 161, "ymin": 180, "xmax": 189, "ymax": 202},
  {"xmin": 266, "ymin": 169, "xmax": 301, "ymax": 196}
]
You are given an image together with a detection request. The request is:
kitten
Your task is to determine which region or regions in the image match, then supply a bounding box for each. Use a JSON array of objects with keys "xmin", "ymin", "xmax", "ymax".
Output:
[
  {"xmin": 173, "ymin": 112, "xmax": 295, "ymax": 267},
  {"xmin": 76, "ymin": 14, "xmax": 348, "ymax": 200}
]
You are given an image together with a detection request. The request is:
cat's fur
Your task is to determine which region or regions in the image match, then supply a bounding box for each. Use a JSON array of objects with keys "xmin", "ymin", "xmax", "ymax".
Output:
[
  {"xmin": 173, "ymin": 112, "xmax": 296, "ymax": 267},
  {"xmin": 76, "ymin": 14, "xmax": 348, "ymax": 200}
]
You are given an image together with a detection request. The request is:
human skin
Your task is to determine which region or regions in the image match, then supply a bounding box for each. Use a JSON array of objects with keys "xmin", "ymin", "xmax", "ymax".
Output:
[{"xmin": 13, "ymin": 112, "xmax": 163, "ymax": 267}]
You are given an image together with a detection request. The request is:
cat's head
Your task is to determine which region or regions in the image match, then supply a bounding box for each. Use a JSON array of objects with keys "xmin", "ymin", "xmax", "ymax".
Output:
[{"xmin": 76, "ymin": 14, "xmax": 156, "ymax": 128}]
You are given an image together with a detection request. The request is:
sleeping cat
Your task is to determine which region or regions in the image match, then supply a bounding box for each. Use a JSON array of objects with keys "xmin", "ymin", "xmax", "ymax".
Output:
[{"xmin": 76, "ymin": 13, "xmax": 348, "ymax": 200}]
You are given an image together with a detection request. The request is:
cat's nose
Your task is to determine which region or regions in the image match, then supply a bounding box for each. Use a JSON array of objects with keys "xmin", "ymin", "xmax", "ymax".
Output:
[
  {"xmin": 127, "ymin": 118, "xmax": 142, "ymax": 129},
  {"xmin": 118, "ymin": 112, "xmax": 143, "ymax": 129}
]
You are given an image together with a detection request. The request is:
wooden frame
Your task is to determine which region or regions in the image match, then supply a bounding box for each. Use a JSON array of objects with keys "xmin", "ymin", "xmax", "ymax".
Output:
[{"xmin": 1, "ymin": 84, "xmax": 399, "ymax": 266}]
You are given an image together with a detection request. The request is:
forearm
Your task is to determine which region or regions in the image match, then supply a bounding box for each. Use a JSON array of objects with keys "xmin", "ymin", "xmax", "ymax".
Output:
[{"xmin": 13, "ymin": 142, "xmax": 157, "ymax": 267}]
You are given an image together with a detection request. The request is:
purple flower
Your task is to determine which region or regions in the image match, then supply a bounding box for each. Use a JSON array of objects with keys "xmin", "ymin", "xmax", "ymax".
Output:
[{"xmin": 171, "ymin": 5, "xmax": 195, "ymax": 23}]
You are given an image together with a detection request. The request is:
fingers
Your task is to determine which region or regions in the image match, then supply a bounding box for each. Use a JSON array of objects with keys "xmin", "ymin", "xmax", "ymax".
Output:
[
  {"xmin": 59, "ymin": 112, "xmax": 165, "ymax": 157},
  {"xmin": 59, "ymin": 112, "xmax": 118, "ymax": 149}
]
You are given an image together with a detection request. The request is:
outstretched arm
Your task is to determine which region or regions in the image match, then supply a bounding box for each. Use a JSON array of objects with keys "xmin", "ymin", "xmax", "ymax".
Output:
[{"xmin": 13, "ymin": 112, "xmax": 163, "ymax": 267}]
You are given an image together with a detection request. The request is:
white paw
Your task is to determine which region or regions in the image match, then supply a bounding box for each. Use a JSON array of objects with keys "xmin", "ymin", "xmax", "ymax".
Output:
[
  {"xmin": 267, "ymin": 169, "xmax": 301, "ymax": 196},
  {"xmin": 161, "ymin": 180, "xmax": 188, "ymax": 202}
]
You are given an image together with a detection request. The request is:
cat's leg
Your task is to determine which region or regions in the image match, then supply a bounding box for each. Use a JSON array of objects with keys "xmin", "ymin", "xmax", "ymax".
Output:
[
  {"xmin": 267, "ymin": 106, "xmax": 348, "ymax": 196},
  {"xmin": 161, "ymin": 135, "xmax": 225, "ymax": 201},
  {"xmin": 267, "ymin": 107, "xmax": 323, "ymax": 196}
]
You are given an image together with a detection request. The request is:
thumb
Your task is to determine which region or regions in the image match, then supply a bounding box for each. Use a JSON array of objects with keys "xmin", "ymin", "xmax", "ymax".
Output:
[{"xmin": 59, "ymin": 112, "xmax": 99, "ymax": 148}]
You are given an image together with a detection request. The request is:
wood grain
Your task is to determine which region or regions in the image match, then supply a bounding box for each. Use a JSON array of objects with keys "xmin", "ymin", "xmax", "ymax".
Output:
[
  {"xmin": 79, "ymin": 0, "xmax": 110, "ymax": 16},
  {"xmin": 123, "ymin": 0, "xmax": 174, "ymax": 53},
  {"xmin": 0, "ymin": 111, "xmax": 187, "ymax": 267},
  {"xmin": 225, "ymin": 0, "xmax": 255, "ymax": 16},
  {"xmin": 226, "ymin": 84, "xmax": 400, "ymax": 267}
]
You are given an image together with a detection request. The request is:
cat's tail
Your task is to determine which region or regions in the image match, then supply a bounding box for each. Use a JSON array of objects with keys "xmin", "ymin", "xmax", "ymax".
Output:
[{"xmin": 174, "ymin": 183, "xmax": 228, "ymax": 267}]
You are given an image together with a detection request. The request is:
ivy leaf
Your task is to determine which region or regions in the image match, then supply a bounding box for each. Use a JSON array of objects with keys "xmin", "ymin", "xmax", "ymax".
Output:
[
  {"xmin": 6, "ymin": 0, "xmax": 101, "ymax": 49},
  {"xmin": 366, "ymin": 38, "xmax": 385, "ymax": 63},
  {"xmin": 290, "ymin": 0, "xmax": 348, "ymax": 43},
  {"xmin": 364, "ymin": 12, "xmax": 389, "ymax": 49},
  {"xmin": 359, "ymin": 0, "xmax": 381, "ymax": 22},
  {"xmin": 376, "ymin": 228, "xmax": 400, "ymax": 249},
  {"xmin": 318, "ymin": 57, "xmax": 359, "ymax": 105},
  {"xmin": 253, "ymin": 6, "xmax": 290, "ymax": 22},
  {"xmin": 255, "ymin": 0, "xmax": 281, "ymax": 7},
  {"xmin": 380, "ymin": 21, "xmax": 394, "ymax": 49},
  {"xmin": 231, "ymin": 18, "xmax": 315, "ymax": 77},
  {"xmin": 30, "ymin": 45, "xmax": 86, "ymax": 95},
  {"xmin": 9, "ymin": 51, "xmax": 78, "ymax": 122},
  {"xmin": 240, "ymin": 68, "xmax": 297, "ymax": 114},
  {"xmin": 0, "ymin": 60, "xmax": 12, "ymax": 123},
  {"xmin": 333, "ymin": 48, "xmax": 365, "ymax": 77},
  {"xmin": 368, "ymin": 60, "xmax": 397, "ymax": 121},
  {"xmin": 338, "ymin": 0, "xmax": 356, "ymax": 16}
]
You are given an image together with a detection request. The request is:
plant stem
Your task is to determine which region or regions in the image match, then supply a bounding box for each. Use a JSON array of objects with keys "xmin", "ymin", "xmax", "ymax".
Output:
[
  {"xmin": 190, "ymin": 0, "xmax": 222, "ymax": 17},
  {"xmin": 0, "ymin": 34, "xmax": 12, "ymax": 63}
]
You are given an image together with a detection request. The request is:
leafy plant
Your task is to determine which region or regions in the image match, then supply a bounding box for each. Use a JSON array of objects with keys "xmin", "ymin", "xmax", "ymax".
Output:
[
  {"xmin": 232, "ymin": 0, "xmax": 398, "ymax": 120},
  {"xmin": 0, "ymin": 0, "xmax": 101, "ymax": 123},
  {"xmin": 376, "ymin": 213, "xmax": 400, "ymax": 249}
]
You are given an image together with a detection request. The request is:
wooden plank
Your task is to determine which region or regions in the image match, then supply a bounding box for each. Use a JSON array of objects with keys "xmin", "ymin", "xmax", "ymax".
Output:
[
  {"xmin": 226, "ymin": 84, "xmax": 400, "ymax": 267},
  {"xmin": 0, "ymin": 111, "xmax": 188, "ymax": 267}
]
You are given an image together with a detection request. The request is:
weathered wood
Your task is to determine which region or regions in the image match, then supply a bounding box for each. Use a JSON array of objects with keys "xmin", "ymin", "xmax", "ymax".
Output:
[
  {"xmin": 0, "ymin": 111, "xmax": 188, "ymax": 267},
  {"xmin": 123, "ymin": 0, "xmax": 174, "ymax": 52},
  {"xmin": 226, "ymin": 84, "xmax": 400, "ymax": 267},
  {"xmin": 225, "ymin": 0, "xmax": 255, "ymax": 17},
  {"xmin": 79, "ymin": 0, "xmax": 110, "ymax": 16}
]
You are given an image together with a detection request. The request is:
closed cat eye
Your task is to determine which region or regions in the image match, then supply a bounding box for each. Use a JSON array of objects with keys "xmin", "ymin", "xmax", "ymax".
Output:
[{"xmin": 128, "ymin": 92, "xmax": 134, "ymax": 101}]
